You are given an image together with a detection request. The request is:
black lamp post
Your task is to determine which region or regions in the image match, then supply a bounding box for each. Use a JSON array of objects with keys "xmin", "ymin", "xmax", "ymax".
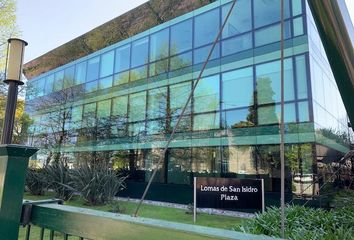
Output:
[{"xmin": 1, "ymin": 38, "xmax": 28, "ymax": 144}]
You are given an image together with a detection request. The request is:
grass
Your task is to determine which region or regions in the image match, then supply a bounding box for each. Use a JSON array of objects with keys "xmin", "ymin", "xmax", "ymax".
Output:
[{"xmin": 19, "ymin": 192, "xmax": 247, "ymax": 239}]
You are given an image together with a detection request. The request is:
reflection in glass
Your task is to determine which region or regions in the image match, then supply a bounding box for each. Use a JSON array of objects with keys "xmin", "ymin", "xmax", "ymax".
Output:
[
  {"xmin": 129, "ymin": 91, "xmax": 146, "ymax": 122},
  {"xmin": 100, "ymin": 50, "xmax": 114, "ymax": 78},
  {"xmin": 147, "ymin": 87, "xmax": 167, "ymax": 119},
  {"xmin": 168, "ymin": 148, "xmax": 192, "ymax": 184},
  {"xmin": 258, "ymin": 103, "xmax": 296, "ymax": 125},
  {"xmin": 222, "ymin": 67, "xmax": 253, "ymax": 109},
  {"xmin": 75, "ymin": 61, "xmax": 86, "ymax": 85},
  {"xmin": 194, "ymin": 43, "xmax": 220, "ymax": 65},
  {"xmin": 193, "ymin": 113, "xmax": 220, "ymax": 131},
  {"xmin": 113, "ymin": 71, "xmax": 129, "ymax": 86},
  {"xmin": 223, "ymin": 146, "xmax": 255, "ymax": 174},
  {"xmin": 255, "ymin": 21, "xmax": 291, "ymax": 47},
  {"xmin": 223, "ymin": 108, "xmax": 255, "ymax": 128},
  {"xmin": 131, "ymin": 37, "xmax": 149, "ymax": 68},
  {"xmin": 254, "ymin": 0, "xmax": 290, "ymax": 28},
  {"xmin": 192, "ymin": 147, "xmax": 221, "ymax": 175},
  {"xmin": 97, "ymin": 100, "xmax": 111, "ymax": 118},
  {"xmin": 256, "ymin": 58, "xmax": 294, "ymax": 104},
  {"xmin": 194, "ymin": 75, "xmax": 220, "ymax": 113},
  {"xmin": 87, "ymin": 57, "xmax": 100, "ymax": 82},
  {"xmin": 170, "ymin": 82, "xmax": 191, "ymax": 116},
  {"xmin": 54, "ymin": 70, "xmax": 64, "ymax": 92},
  {"xmin": 170, "ymin": 52, "xmax": 192, "ymax": 71},
  {"xmin": 170, "ymin": 19, "xmax": 193, "ymax": 55},
  {"xmin": 85, "ymin": 80, "xmax": 98, "ymax": 93},
  {"xmin": 44, "ymin": 75, "xmax": 54, "ymax": 95},
  {"xmin": 115, "ymin": 44, "xmax": 131, "ymax": 73},
  {"xmin": 150, "ymin": 29, "xmax": 169, "ymax": 61},
  {"xmin": 99, "ymin": 76, "xmax": 113, "ymax": 90},
  {"xmin": 130, "ymin": 66, "xmax": 147, "ymax": 82},
  {"xmin": 295, "ymin": 55, "xmax": 308, "ymax": 99},
  {"xmin": 222, "ymin": 0, "xmax": 252, "ymax": 38},
  {"xmin": 194, "ymin": 8, "xmax": 219, "ymax": 47},
  {"xmin": 222, "ymin": 33, "xmax": 252, "ymax": 56},
  {"xmin": 64, "ymin": 66, "xmax": 75, "ymax": 88}
]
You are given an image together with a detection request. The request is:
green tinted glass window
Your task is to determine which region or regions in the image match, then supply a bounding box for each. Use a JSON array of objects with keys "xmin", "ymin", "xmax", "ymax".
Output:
[
  {"xmin": 170, "ymin": 81, "xmax": 191, "ymax": 116},
  {"xmin": 112, "ymin": 95, "xmax": 128, "ymax": 117},
  {"xmin": 255, "ymin": 21, "xmax": 291, "ymax": 47},
  {"xmin": 54, "ymin": 70, "xmax": 64, "ymax": 92},
  {"xmin": 254, "ymin": 0, "xmax": 290, "ymax": 28},
  {"xmin": 113, "ymin": 71, "xmax": 129, "ymax": 86},
  {"xmin": 258, "ymin": 103, "xmax": 296, "ymax": 125},
  {"xmin": 194, "ymin": 43, "xmax": 220, "ymax": 65},
  {"xmin": 193, "ymin": 113, "xmax": 220, "ymax": 131},
  {"xmin": 222, "ymin": 0, "xmax": 252, "ymax": 38},
  {"xmin": 64, "ymin": 66, "xmax": 75, "ymax": 88},
  {"xmin": 147, "ymin": 87, "xmax": 167, "ymax": 119},
  {"xmin": 222, "ymin": 67, "xmax": 253, "ymax": 109},
  {"xmin": 256, "ymin": 58, "xmax": 294, "ymax": 105},
  {"xmin": 83, "ymin": 102, "xmax": 96, "ymax": 116},
  {"xmin": 44, "ymin": 75, "xmax": 54, "ymax": 95},
  {"xmin": 292, "ymin": 0, "xmax": 303, "ymax": 16},
  {"xmin": 100, "ymin": 50, "xmax": 114, "ymax": 78},
  {"xmin": 298, "ymin": 101, "xmax": 310, "ymax": 122},
  {"xmin": 130, "ymin": 66, "xmax": 147, "ymax": 82},
  {"xmin": 222, "ymin": 33, "xmax": 252, "ymax": 56},
  {"xmin": 223, "ymin": 108, "xmax": 255, "ymax": 128},
  {"xmin": 97, "ymin": 100, "xmax": 111, "ymax": 118},
  {"xmin": 129, "ymin": 91, "xmax": 146, "ymax": 122},
  {"xmin": 194, "ymin": 8, "xmax": 220, "ymax": 48},
  {"xmin": 170, "ymin": 52, "xmax": 192, "ymax": 71},
  {"xmin": 150, "ymin": 28, "xmax": 169, "ymax": 61},
  {"xmin": 115, "ymin": 44, "xmax": 131, "ymax": 73},
  {"xmin": 75, "ymin": 61, "xmax": 87, "ymax": 84},
  {"xmin": 131, "ymin": 37, "xmax": 149, "ymax": 67},
  {"xmin": 293, "ymin": 17, "xmax": 304, "ymax": 37},
  {"xmin": 170, "ymin": 19, "xmax": 193, "ymax": 55},
  {"xmin": 295, "ymin": 55, "xmax": 308, "ymax": 99},
  {"xmin": 99, "ymin": 76, "xmax": 113, "ymax": 90},
  {"xmin": 87, "ymin": 57, "xmax": 100, "ymax": 81},
  {"xmin": 85, "ymin": 80, "xmax": 98, "ymax": 93},
  {"xmin": 194, "ymin": 75, "xmax": 220, "ymax": 113}
]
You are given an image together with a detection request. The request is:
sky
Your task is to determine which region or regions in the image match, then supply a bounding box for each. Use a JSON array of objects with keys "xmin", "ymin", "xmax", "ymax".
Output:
[{"xmin": 17, "ymin": 0, "xmax": 354, "ymax": 63}]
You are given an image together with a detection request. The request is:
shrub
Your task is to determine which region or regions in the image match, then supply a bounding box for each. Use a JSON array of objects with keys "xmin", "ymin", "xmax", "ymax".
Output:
[
  {"xmin": 45, "ymin": 162, "xmax": 74, "ymax": 201},
  {"xmin": 25, "ymin": 168, "xmax": 47, "ymax": 195},
  {"xmin": 70, "ymin": 164, "xmax": 127, "ymax": 205},
  {"xmin": 235, "ymin": 205, "xmax": 354, "ymax": 240},
  {"xmin": 108, "ymin": 200, "xmax": 126, "ymax": 214}
]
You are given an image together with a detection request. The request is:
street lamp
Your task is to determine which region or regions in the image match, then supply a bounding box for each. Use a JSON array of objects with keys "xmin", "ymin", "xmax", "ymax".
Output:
[{"xmin": 1, "ymin": 38, "xmax": 28, "ymax": 144}]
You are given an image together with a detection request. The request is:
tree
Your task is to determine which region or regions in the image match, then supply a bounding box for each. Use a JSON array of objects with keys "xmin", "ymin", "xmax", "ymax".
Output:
[{"xmin": 0, "ymin": 0, "xmax": 20, "ymax": 84}]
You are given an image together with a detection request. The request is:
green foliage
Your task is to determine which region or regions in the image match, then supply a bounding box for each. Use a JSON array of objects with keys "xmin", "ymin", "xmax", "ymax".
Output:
[
  {"xmin": 108, "ymin": 200, "xmax": 126, "ymax": 214},
  {"xmin": 236, "ymin": 205, "xmax": 354, "ymax": 240},
  {"xmin": 70, "ymin": 164, "xmax": 127, "ymax": 205},
  {"xmin": 25, "ymin": 168, "xmax": 47, "ymax": 195},
  {"xmin": 44, "ymin": 162, "xmax": 74, "ymax": 201}
]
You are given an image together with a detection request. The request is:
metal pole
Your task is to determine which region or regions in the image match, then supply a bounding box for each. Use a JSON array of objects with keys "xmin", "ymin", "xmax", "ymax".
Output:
[
  {"xmin": 1, "ymin": 80, "xmax": 21, "ymax": 144},
  {"xmin": 280, "ymin": 0, "xmax": 286, "ymax": 238},
  {"xmin": 193, "ymin": 177, "xmax": 197, "ymax": 223}
]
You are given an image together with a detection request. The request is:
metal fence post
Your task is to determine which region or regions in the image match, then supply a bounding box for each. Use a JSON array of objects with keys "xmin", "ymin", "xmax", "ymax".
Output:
[{"xmin": 0, "ymin": 145, "xmax": 38, "ymax": 240}]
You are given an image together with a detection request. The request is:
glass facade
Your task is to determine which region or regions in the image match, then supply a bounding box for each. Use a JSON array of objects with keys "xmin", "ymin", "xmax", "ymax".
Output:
[{"xmin": 25, "ymin": 0, "xmax": 351, "ymax": 204}]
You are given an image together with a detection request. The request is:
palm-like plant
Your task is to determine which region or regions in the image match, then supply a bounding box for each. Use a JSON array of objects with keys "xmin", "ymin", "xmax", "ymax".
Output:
[
  {"xmin": 70, "ymin": 164, "xmax": 126, "ymax": 205},
  {"xmin": 45, "ymin": 162, "xmax": 74, "ymax": 201}
]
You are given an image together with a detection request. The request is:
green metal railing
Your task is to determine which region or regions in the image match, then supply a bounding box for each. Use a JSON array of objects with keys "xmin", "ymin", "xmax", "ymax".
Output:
[{"xmin": 19, "ymin": 200, "xmax": 279, "ymax": 240}]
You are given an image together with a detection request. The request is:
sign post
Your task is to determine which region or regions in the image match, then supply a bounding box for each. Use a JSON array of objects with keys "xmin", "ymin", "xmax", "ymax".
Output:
[
  {"xmin": 194, "ymin": 177, "xmax": 264, "ymax": 213},
  {"xmin": 193, "ymin": 177, "xmax": 196, "ymax": 223}
]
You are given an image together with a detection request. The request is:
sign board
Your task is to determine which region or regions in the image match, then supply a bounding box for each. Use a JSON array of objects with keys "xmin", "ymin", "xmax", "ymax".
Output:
[{"xmin": 193, "ymin": 177, "xmax": 264, "ymax": 221}]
